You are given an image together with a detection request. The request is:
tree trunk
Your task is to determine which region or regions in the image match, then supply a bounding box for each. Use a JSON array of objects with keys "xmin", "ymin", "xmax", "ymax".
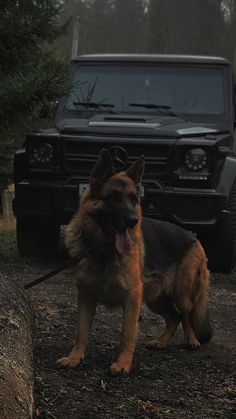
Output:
[
  {"xmin": 0, "ymin": 273, "xmax": 34, "ymax": 418},
  {"xmin": 0, "ymin": 188, "xmax": 14, "ymax": 218}
]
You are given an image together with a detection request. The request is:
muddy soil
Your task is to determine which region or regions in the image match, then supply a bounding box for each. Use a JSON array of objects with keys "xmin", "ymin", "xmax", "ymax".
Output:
[{"xmin": 1, "ymin": 241, "xmax": 236, "ymax": 418}]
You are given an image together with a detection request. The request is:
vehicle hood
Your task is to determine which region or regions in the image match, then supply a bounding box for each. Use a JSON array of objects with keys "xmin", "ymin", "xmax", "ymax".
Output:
[{"xmin": 56, "ymin": 114, "xmax": 227, "ymax": 138}]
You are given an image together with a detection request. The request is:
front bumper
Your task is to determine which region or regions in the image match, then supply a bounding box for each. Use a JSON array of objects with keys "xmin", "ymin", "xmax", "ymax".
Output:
[
  {"xmin": 13, "ymin": 179, "xmax": 80, "ymax": 224},
  {"xmin": 13, "ymin": 178, "xmax": 227, "ymax": 227},
  {"xmin": 142, "ymin": 184, "xmax": 226, "ymax": 225}
]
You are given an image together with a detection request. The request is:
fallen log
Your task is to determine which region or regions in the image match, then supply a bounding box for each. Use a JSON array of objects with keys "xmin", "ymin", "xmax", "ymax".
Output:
[{"xmin": 0, "ymin": 273, "xmax": 34, "ymax": 418}]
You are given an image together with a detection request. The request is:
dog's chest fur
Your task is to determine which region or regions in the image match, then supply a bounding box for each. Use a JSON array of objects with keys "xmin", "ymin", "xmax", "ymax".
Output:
[{"xmin": 74, "ymin": 252, "xmax": 132, "ymax": 307}]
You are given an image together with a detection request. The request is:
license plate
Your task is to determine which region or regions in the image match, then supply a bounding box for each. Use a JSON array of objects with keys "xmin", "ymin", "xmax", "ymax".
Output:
[{"xmin": 79, "ymin": 183, "xmax": 145, "ymax": 196}]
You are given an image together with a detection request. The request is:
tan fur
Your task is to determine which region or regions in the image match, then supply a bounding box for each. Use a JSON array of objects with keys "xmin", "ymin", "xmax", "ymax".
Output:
[
  {"xmin": 58, "ymin": 150, "xmax": 211, "ymax": 375},
  {"xmin": 143, "ymin": 240, "xmax": 211, "ymax": 349},
  {"xmin": 58, "ymin": 157, "xmax": 144, "ymax": 375}
]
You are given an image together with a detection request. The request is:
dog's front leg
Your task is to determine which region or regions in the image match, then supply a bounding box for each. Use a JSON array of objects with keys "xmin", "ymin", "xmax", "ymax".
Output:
[
  {"xmin": 57, "ymin": 297, "xmax": 96, "ymax": 367},
  {"xmin": 111, "ymin": 288, "xmax": 142, "ymax": 375}
]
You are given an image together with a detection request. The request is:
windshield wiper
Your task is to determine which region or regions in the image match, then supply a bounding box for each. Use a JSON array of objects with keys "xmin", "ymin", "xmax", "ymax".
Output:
[
  {"xmin": 73, "ymin": 101, "xmax": 115, "ymax": 113},
  {"xmin": 128, "ymin": 103, "xmax": 181, "ymax": 117}
]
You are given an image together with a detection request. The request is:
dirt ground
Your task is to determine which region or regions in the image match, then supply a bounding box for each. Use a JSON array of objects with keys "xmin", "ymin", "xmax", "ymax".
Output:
[{"xmin": 0, "ymin": 222, "xmax": 236, "ymax": 418}]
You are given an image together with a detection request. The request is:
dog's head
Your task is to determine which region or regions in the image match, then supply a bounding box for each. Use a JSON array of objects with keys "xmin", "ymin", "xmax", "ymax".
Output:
[{"xmin": 87, "ymin": 149, "xmax": 145, "ymax": 253}]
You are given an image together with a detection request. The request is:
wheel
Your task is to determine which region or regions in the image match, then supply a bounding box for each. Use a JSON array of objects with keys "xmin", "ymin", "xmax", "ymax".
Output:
[
  {"xmin": 16, "ymin": 216, "xmax": 60, "ymax": 258},
  {"xmin": 201, "ymin": 181, "xmax": 236, "ymax": 273}
]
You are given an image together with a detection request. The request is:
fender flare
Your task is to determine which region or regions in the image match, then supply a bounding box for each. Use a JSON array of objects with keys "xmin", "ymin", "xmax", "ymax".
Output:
[
  {"xmin": 217, "ymin": 156, "xmax": 236, "ymax": 202},
  {"xmin": 14, "ymin": 148, "xmax": 27, "ymax": 184}
]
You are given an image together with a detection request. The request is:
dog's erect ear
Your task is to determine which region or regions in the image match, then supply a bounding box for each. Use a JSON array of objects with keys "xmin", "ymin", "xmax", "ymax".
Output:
[
  {"xmin": 90, "ymin": 149, "xmax": 114, "ymax": 185},
  {"xmin": 126, "ymin": 155, "xmax": 145, "ymax": 185}
]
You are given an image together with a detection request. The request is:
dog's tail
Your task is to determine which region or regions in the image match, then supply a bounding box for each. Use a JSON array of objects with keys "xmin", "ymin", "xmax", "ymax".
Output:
[{"xmin": 190, "ymin": 243, "xmax": 212, "ymax": 344}]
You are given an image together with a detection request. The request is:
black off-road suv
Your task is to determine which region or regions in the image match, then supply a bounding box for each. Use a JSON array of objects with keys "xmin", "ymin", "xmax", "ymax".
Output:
[{"xmin": 13, "ymin": 54, "xmax": 236, "ymax": 272}]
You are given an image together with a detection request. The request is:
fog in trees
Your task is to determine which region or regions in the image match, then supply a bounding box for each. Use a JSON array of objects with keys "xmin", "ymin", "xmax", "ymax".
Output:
[{"xmin": 57, "ymin": 0, "xmax": 236, "ymax": 70}]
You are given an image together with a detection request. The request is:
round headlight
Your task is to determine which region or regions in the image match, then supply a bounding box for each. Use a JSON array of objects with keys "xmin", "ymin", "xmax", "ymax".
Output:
[
  {"xmin": 184, "ymin": 148, "xmax": 207, "ymax": 171},
  {"xmin": 32, "ymin": 143, "xmax": 53, "ymax": 164}
]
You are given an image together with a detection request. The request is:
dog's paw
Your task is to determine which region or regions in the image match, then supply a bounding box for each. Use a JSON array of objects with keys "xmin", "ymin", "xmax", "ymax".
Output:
[
  {"xmin": 110, "ymin": 361, "xmax": 131, "ymax": 376},
  {"xmin": 145, "ymin": 338, "xmax": 167, "ymax": 350},
  {"xmin": 184, "ymin": 337, "xmax": 201, "ymax": 350},
  {"xmin": 57, "ymin": 352, "xmax": 84, "ymax": 368}
]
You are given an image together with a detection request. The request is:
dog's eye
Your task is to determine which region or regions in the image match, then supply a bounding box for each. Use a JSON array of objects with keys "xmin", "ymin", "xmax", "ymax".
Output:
[{"xmin": 129, "ymin": 192, "xmax": 138, "ymax": 205}]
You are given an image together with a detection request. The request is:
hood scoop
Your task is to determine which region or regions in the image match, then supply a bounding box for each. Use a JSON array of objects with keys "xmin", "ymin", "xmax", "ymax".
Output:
[{"xmin": 88, "ymin": 114, "xmax": 161, "ymax": 129}]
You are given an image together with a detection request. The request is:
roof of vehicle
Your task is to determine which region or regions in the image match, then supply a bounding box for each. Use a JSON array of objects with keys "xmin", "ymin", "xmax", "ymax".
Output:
[{"xmin": 72, "ymin": 54, "xmax": 231, "ymax": 65}]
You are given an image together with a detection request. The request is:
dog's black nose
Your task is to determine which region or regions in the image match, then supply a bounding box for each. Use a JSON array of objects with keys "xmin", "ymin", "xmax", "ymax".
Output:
[{"xmin": 127, "ymin": 216, "xmax": 139, "ymax": 228}]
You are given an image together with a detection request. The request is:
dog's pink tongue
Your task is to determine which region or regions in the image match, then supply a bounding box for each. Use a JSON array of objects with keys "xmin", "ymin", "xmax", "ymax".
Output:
[{"xmin": 115, "ymin": 230, "xmax": 132, "ymax": 254}]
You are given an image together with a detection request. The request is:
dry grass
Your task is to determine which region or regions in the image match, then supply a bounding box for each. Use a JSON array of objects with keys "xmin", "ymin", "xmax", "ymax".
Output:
[
  {"xmin": 0, "ymin": 216, "xmax": 16, "ymax": 231},
  {"xmin": 0, "ymin": 216, "xmax": 19, "ymax": 261}
]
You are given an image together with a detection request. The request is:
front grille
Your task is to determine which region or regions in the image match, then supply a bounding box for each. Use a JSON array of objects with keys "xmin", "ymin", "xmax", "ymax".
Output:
[{"xmin": 64, "ymin": 140, "xmax": 170, "ymax": 179}]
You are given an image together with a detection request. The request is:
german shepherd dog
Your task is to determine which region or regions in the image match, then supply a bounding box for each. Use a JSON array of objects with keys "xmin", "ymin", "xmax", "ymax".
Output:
[{"xmin": 57, "ymin": 149, "xmax": 212, "ymax": 374}]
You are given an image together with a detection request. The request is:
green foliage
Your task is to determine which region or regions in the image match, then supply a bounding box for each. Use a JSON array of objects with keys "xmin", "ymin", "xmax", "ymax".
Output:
[{"xmin": 0, "ymin": 0, "xmax": 67, "ymax": 186}]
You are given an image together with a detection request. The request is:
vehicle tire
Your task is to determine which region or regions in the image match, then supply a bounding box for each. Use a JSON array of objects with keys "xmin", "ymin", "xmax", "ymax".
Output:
[
  {"xmin": 202, "ymin": 180, "xmax": 236, "ymax": 273},
  {"xmin": 16, "ymin": 216, "xmax": 60, "ymax": 258}
]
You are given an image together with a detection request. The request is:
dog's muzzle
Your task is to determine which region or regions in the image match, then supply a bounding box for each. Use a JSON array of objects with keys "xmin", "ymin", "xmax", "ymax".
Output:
[{"xmin": 126, "ymin": 216, "xmax": 139, "ymax": 229}]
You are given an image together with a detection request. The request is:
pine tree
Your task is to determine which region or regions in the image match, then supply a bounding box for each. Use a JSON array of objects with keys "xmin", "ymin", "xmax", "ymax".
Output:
[
  {"xmin": 67, "ymin": 0, "xmax": 146, "ymax": 55},
  {"xmin": 146, "ymin": 0, "xmax": 225, "ymax": 56},
  {"xmin": 111, "ymin": 0, "xmax": 146, "ymax": 53},
  {"xmin": 0, "ymin": 0, "xmax": 67, "ymax": 186},
  {"xmin": 222, "ymin": 0, "xmax": 236, "ymax": 67},
  {"xmin": 146, "ymin": 0, "xmax": 167, "ymax": 53}
]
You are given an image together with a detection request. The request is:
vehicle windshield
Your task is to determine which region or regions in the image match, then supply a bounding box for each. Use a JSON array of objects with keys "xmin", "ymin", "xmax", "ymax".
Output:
[{"xmin": 66, "ymin": 64, "xmax": 225, "ymax": 117}]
